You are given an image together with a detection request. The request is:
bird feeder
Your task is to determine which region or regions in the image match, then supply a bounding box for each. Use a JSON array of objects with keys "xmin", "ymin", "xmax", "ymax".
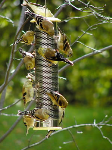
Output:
[
  {"xmin": 33, "ymin": 26, "xmax": 62, "ymax": 130},
  {"xmin": 17, "ymin": 1, "xmax": 71, "ymax": 136}
]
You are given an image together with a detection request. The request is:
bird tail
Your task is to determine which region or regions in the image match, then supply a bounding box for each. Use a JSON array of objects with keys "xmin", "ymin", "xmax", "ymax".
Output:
[
  {"xmin": 18, "ymin": 110, "xmax": 33, "ymax": 116},
  {"xmin": 56, "ymin": 51, "xmax": 73, "ymax": 66},
  {"xmin": 25, "ymin": 8, "xmax": 35, "ymax": 19},
  {"xmin": 19, "ymin": 48, "xmax": 26, "ymax": 57}
]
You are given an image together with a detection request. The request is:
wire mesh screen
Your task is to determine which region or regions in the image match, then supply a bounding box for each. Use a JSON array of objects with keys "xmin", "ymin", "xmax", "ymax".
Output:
[{"xmin": 34, "ymin": 29, "xmax": 60, "ymax": 128}]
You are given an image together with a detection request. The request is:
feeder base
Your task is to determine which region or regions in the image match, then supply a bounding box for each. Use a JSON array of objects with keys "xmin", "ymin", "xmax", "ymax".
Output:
[{"xmin": 33, "ymin": 127, "xmax": 62, "ymax": 130}]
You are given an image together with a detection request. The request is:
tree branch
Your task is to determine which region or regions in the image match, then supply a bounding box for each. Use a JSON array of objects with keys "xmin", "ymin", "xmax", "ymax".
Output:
[
  {"xmin": 54, "ymin": 0, "xmax": 84, "ymax": 17},
  {"xmin": 67, "ymin": 129, "xmax": 80, "ymax": 150},
  {"xmin": 77, "ymin": 0, "xmax": 112, "ymax": 20},
  {"xmin": 0, "ymin": 8, "xmax": 30, "ymax": 93},
  {"xmin": 0, "ymin": 43, "xmax": 34, "ymax": 93},
  {"xmin": 21, "ymin": 119, "xmax": 112, "ymax": 150},
  {"xmin": 0, "ymin": 100, "xmax": 34, "ymax": 143},
  {"xmin": 0, "ymin": 15, "xmax": 14, "ymax": 26},
  {"xmin": 0, "ymin": 98, "xmax": 22, "ymax": 112},
  {"xmin": 71, "ymin": 21, "xmax": 112, "ymax": 46},
  {"xmin": 54, "ymin": 3, "xmax": 67, "ymax": 17},
  {"xmin": 59, "ymin": 45, "xmax": 112, "ymax": 73},
  {"xmin": 0, "ymin": 0, "xmax": 6, "ymax": 9},
  {"xmin": 0, "ymin": 87, "xmax": 7, "ymax": 109},
  {"xmin": 0, "ymin": 113, "xmax": 18, "ymax": 116}
]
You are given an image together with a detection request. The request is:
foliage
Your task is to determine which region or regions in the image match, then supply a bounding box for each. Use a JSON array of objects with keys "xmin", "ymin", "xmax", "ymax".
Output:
[
  {"xmin": 0, "ymin": 0, "xmax": 112, "ymax": 106},
  {"xmin": 0, "ymin": 0, "xmax": 112, "ymax": 149}
]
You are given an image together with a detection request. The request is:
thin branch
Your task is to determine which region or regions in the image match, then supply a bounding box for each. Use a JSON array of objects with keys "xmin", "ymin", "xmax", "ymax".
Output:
[
  {"xmin": 0, "ymin": 98, "xmax": 22, "ymax": 112},
  {"xmin": 0, "ymin": 0, "xmax": 6, "ymax": 9},
  {"xmin": 76, "ymin": 41, "xmax": 96, "ymax": 51},
  {"xmin": 21, "ymin": 137, "xmax": 47, "ymax": 150},
  {"xmin": 0, "ymin": 113, "xmax": 18, "ymax": 116},
  {"xmin": 0, "ymin": 115, "xmax": 22, "ymax": 143},
  {"xmin": 4, "ymin": 45, "xmax": 34, "ymax": 88},
  {"xmin": 21, "ymin": 121, "xmax": 112, "ymax": 150},
  {"xmin": 54, "ymin": 0, "xmax": 83, "ymax": 17},
  {"xmin": 77, "ymin": 0, "xmax": 112, "ymax": 20},
  {"xmin": 0, "ymin": 9, "xmax": 29, "ymax": 93},
  {"xmin": 62, "ymin": 13, "xmax": 93, "ymax": 22},
  {"xmin": 16, "ymin": 6, "xmax": 26, "ymax": 34},
  {"xmin": 68, "ymin": 1, "xmax": 83, "ymax": 11},
  {"xmin": 0, "ymin": 15, "xmax": 14, "ymax": 26},
  {"xmin": 0, "ymin": 87, "xmax": 7, "ymax": 109},
  {"xmin": 98, "ymin": 116, "xmax": 112, "ymax": 125},
  {"xmin": 0, "ymin": 100, "xmax": 34, "ymax": 143},
  {"xmin": 95, "ymin": 124, "xmax": 112, "ymax": 144},
  {"xmin": 67, "ymin": 129, "xmax": 80, "ymax": 150},
  {"xmin": 0, "ymin": 25, "xmax": 33, "ymax": 93},
  {"xmin": 71, "ymin": 21, "xmax": 112, "ymax": 46},
  {"xmin": 54, "ymin": 3, "xmax": 67, "ymax": 17},
  {"xmin": 59, "ymin": 45, "xmax": 112, "ymax": 73}
]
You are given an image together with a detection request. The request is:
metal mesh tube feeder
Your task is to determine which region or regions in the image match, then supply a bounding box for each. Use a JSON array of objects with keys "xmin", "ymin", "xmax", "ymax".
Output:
[{"xmin": 34, "ymin": 27, "xmax": 62, "ymax": 130}]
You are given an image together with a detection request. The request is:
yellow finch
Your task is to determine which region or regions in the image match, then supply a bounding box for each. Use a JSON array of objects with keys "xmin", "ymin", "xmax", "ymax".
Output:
[
  {"xmin": 23, "ymin": 115, "xmax": 35, "ymax": 135},
  {"xmin": 25, "ymin": 9, "xmax": 54, "ymax": 36},
  {"xmin": 22, "ymin": 0, "xmax": 61, "ymax": 22},
  {"xmin": 16, "ymin": 31, "xmax": 35, "ymax": 45},
  {"xmin": 19, "ymin": 48, "xmax": 35, "ymax": 70},
  {"xmin": 57, "ymin": 31, "xmax": 73, "ymax": 57},
  {"xmin": 18, "ymin": 108, "xmax": 50, "ymax": 121},
  {"xmin": 22, "ymin": 79, "xmax": 34, "ymax": 106},
  {"xmin": 38, "ymin": 47, "xmax": 73, "ymax": 65},
  {"xmin": 46, "ymin": 107, "xmax": 65, "ymax": 138},
  {"xmin": 46, "ymin": 91, "xmax": 68, "ymax": 108}
]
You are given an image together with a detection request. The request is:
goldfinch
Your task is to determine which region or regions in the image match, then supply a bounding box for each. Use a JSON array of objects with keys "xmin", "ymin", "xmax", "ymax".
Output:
[
  {"xmin": 23, "ymin": 115, "xmax": 35, "ymax": 135},
  {"xmin": 22, "ymin": 79, "xmax": 34, "ymax": 106},
  {"xmin": 19, "ymin": 48, "xmax": 35, "ymax": 70},
  {"xmin": 46, "ymin": 91, "xmax": 68, "ymax": 108},
  {"xmin": 18, "ymin": 108, "xmax": 50, "ymax": 121},
  {"xmin": 57, "ymin": 31, "xmax": 73, "ymax": 57},
  {"xmin": 16, "ymin": 31, "xmax": 35, "ymax": 45},
  {"xmin": 22, "ymin": 0, "xmax": 61, "ymax": 22},
  {"xmin": 38, "ymin": 47, "xmax": 73, "ymax": 65},
  {"xmin": 25, "ymin": 9, "xmax": 54, "ymax": 36},
  {"xmin": 46, "ymin": 107, "xmax": 65, "ymax": 138}
]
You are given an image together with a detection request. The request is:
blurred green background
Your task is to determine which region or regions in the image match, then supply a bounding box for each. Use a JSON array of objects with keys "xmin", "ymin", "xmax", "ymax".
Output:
[{"xmin": 0, "ymin": 0, "xmax": 112, "ymax": 149}]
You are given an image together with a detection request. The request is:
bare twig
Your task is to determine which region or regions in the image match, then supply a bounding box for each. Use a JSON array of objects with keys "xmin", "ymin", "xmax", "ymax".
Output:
[
  {"xmin": 16, "ymin": 6, "xmax": 26, "ymax": 34},
  {"xmin": 0, "ymin": 87, "xmax": 7, "ymax": 109},
  {"xmin": 0, "ymin": 15, "xmax": 14, "ymax": 26},
  {"xmin": 0, "ymin": 0, "xmax": 6, "ymax": 9},
  {"xmin": 0, "ymin": 100, "xmax": 34, "ymax": 143},
  {"xmin": 59, "ymin": 45, "xmax": 112, "ymax": 73},
  {"xmin": 0, "ymin": 17, "xmax": 32, "ymax": 93},
  {"xmin": 98, "ymin": 116, "xmax": 112, "ymax": 125},
  {"xmin": 21, "ymin": 137, "xmax": 47, "ymax": 150},
  {"xmin": 95, "ymin": 124, "xmax": 112, "ymax": 144},
  {"xmin": 76, "ymin": 41, "xmax": 96, "ymax": 51},
  {"xmin": 4, "ymin": 45, "xmax": 34, "ymax": 88},
  {"xmin": 71, "ymin": 21, "xmax": 112, "ymax": 46},
  {"xmin": 67, "ymin": 129, "xmax": 80, "ymax": 150},
  {"xmin": 0, "ymin": 113, "xmax": 18, "ymax": 116},
  {"xmin": 54, "ymin": 3, "xmax": 67, "ymax": 17},
  {"xmin": 66, "ymin": 0, "xmax": 83, "ymax": 11},
  {"xmin": 0, "ymin": 6, "xmax": 30, "ymax": 93},
  {"xmin": 78, "ymin": 0, "xmax": 112, "ymax": 20},
  {"xmin": 21, "ymin": 120, "xmax": 112, "ymax": 150},
  {"xmin": 54, "ymin": 0, "xmax": 83, "ymax": 17},
  {"xmin": 62, "ymin": 13, "xmax": 93, "ymax": 22},
  {"xmin": 0, "ymin": 98, "xmax": 22, "ymax": 112}
]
